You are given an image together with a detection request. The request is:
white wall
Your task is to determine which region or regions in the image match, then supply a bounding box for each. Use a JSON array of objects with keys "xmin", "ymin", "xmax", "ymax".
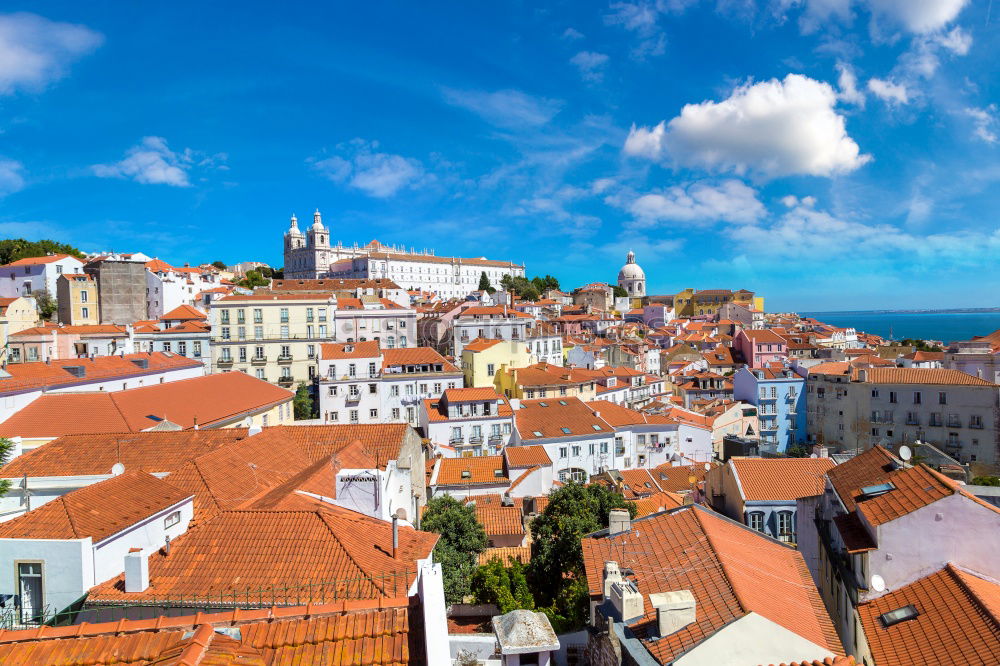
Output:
[
  {"xmin": 0, "ymin": 538, "xmax": 93, "ymax": 617},
  {"xmin": 92, "ymin": 496, "xmax": 193, "ymax": 584}
]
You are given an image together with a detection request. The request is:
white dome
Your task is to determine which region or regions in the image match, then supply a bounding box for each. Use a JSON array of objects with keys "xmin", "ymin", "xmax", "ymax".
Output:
[
  {"xmin": 618, "ymin": 263, "xmax": 645, "ymax": 281},
  {"xmin": 617, "ymin": 250, "xmax": 646, "ymax": 298}
]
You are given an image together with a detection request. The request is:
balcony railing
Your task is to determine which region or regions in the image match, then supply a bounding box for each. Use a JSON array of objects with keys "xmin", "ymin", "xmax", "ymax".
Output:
[
  {"xmin": 469, "ymin": 436, "xmax": 484, "ymax": 445},
  {"xmin": 277, "ymin": 354, "xmax": 293, "ymax": 363},
  {"xmin": 251, "ymin": 356, "xmax": 267, "ymax": 365},
  {"xmin": 450, "ymin": 437, "xmax": 465, "ymax": 445},
  {"xmin": 947, "ymin": 419, "xmax": 962, "ymax": 428}
]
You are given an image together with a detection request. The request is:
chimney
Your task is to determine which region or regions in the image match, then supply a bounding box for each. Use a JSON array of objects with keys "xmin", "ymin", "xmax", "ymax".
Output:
[
  {"xmin": 124, "ymin": 549, "xmax": 149, "ymax": 593},
  {"xmin": 609, "ymin": 509, "xmax": 631, "ymax": 536},
  {"xmin": 650, "ymin": 590, "xmax": 696, "ymax": 637},
  {"xmin": 602, "ymin": 560, "xmax": 623, "ymax": 597},
  {"xmin": 610, "ymin": 579, "xmax": 645, "ymax": 623},
  {"xmin": 392, "ymin": 514, "xmax": 399, "ymax": 559}
]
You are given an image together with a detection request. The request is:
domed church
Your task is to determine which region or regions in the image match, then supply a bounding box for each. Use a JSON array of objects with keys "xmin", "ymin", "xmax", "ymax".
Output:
[{"xmin": 617, "ymin": 250, "xmax": 646, "ymax": 299}]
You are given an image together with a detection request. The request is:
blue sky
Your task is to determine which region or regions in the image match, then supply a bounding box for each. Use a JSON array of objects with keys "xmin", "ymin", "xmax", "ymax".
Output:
[{"xmin": 1, "ymin": 1, "xmax": 998, "ymax": 310}]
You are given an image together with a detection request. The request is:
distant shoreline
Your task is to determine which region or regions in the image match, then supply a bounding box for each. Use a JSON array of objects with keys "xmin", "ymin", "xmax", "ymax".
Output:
[{"xmin": 800, "ymin": 308, "xmax": 1000, "ymax": 316}]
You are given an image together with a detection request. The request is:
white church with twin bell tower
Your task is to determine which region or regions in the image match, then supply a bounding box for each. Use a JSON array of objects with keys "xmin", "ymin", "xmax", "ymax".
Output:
[{"xmin": 283, "ymin": 210, "xmax": 526, "ymax": 298}]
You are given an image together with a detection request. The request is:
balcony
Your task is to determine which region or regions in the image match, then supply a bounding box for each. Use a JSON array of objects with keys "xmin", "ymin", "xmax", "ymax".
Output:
[
  {"xmin": 251, "ymin": 356, "xmax": 267, "ymax": 366},
  {"xmin": 905, "ymin": 417, "xmax": 920, "ymax": 426},
  {"xmin": 970, "ymin": 421, "xmax": 984, "ymax": 429},
  {"xmin": 947, "ymin": 419, "xmax": 962, "ymax": 428},
  {"xmin": 218, "ymin": 357, "xmax": 234, "ymax": 366},
  {"xmin": 277, "ymin": 377, "xmax": 294, "ymax": 387},
  {"xmin": 759, "ymin": 394, "xmax": 777, "ymax": 402},
  {"xmin": 345, "ymin": 393, "xmax": 361, "ymax": 404},
  {"xmin": 469, "ymin": 436, "xmax": 484, "ymax": 445},
  {"xmin": 760, "ymin": 423, "xmax": 778, "ymax": 432},
  {"xmin": 449, "ymin": 437, "xmax": 465, "ymax": 445},
  {"xmin": 277, "ymin": 354, "xmax": 293, "ymax": 363}
]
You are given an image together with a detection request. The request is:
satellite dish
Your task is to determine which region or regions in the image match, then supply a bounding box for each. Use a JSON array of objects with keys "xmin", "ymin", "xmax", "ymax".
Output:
[
  {"xmin": 899, "ymin": 445, "xmax": 912, "ymax": 462},
  {"xmin": 809, "ymin": 453, "xmax": 819, "ymax": 458},
  {"xmin": 870, "ymin": 574, "xmax": 886, "ymax": 592},
  {"xmin": 111, "ymin": 462, "xmax": 125, "ymax": 476},
  {"xmin": 704, "ymin": 463, "xmax": 711, "ymax": 471}
]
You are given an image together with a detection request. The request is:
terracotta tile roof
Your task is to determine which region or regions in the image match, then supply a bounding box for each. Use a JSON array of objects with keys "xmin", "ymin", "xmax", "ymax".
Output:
[
  {"xmin": 434, "ymin": 455, "xmax": 509, "ymax": 486},
  {"xmin": 739, "ymin": 328, "xmax": 785, "ymax": 343},
  {"xmin": 729, "ymin": 458, "xmax": 834, "ymax": 501},
  {"xmin": 270, "ymin": 277, "xmax": 403, "ymax": 291},
  {"xmin": 858, "ymin": 564, "xmax": 1000, "ymax": 666},
  {"xmin": 87, "ymin": 505, "xmax": 438, "ymax": 604},
  {"xmin": 855, "ymin": 367, "xmax": 997, "ymax": 386},
  {"xmin": 653, "ymin": 463, "xmax": 712, "ymax": 493},
  {"xmin": 514, "ymin": 397, "xmax": 611, "ymax": 440},
  {"xmin": 631, "ymin": 490, "xmax": 685, "ymax": 517},
  {"xmin": 159, "ymin": 303, "xmax": 207, "ymax": 320},
  {"xmin": 0, "ymin": 372, "xmax": 293, "ymax": 437},
  {"xmin": 462, "ymin": 337, "xmax": 504, "ymax": 352},
  {"xmin": 466, "ymin": 494, "xmax": 525, "ymax": 536},
  {"xmin": 807, "ymin": 362, "xmax": 851, "ymax": 376},
  {"xmin": 832, "ymin": 512, "xmax": 877, "ymax": 553},
  {"xmin": 0, "ymin": 601, "xmax": 418, "ymax": 665},
  {"xmin": 479, "ymin": 546, "xmax": 531, "ymax": 566},
  {"xmin": 618, "ymin": 468, "xmax": 664, "ymax": 497},
  {"xmin": 383, "ymin": 346, "xmax": 459, "ymax": 371},
  {"xmin": 422, "ymin": 396, "xmax": 513, "ymax": 423},
  {"xmin": 582, "ymin": 506, "xmax": 841, "ymax": 663},
  {"xmin": 320, "ymin": 340, "xmax": 381, "ymax": 360},
  {"xmin": 145, "ymin": 258, "xmax": 175, "ymax": 272},
  {"xmin": 444, "ymin": 387, "xmax": 501, "ymax": 402},
  {"xmin": 504, "ymin": 445, "xmax": 552, "ymax": 468},
  {"xmin": 219, "ymin": 291, "xmax": 330, "ymax": 302},
  {"xmin": 4, "ymin": 254, "xmax": 76, "ymax": 266},
  {"xmin": 457, "ymin": 306, "xmax": 533, "ymax": 319},
  {"xmin": 0, "ymin": 470, "xmax": 190, "ymax": 541},
  {"xmin": 0, "ymin": 352, "xmax": 203, "ymax": 395},
  {"xmin": 902, "ymin": 350, "xmax": 945, "ymax": 361}
]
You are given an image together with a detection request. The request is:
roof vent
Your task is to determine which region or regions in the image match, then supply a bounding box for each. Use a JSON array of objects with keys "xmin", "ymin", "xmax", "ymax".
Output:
[
  {"xmin": 63, "ymin": 365, "xmax": 86, "ymax": 378},
  {"xmin": 344, "ymin": 344, "xmax": 354, "ymax": 353},
  {"xmin": 650, "ymin": 590, "xmax": 697, "ymax": 638},
  {"xmin": 501, "ymin": 493, "xmax": 514, "ymax": 507},
  {"xmin": 610, "ymin": 580, "xmax": 645, "ymax": 623}
]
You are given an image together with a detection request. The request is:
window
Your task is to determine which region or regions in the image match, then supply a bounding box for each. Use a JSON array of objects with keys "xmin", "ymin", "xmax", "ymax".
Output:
[
  {"xmin": 349, "ymin": 409, "xmax": 359, "ymax": 423},
  {"xmin": 318, "ymin": 308, "xmax": 327, "ymax": 322},
  {"xmin": 280, "ymin": 308, "xmax": 289, "ymax": 323},
  {"xmin": 370, "ymin": 409, "xmax": 378, "ymax": 419},
  {"xmin": 280, "ymin": 367, "xmax": 291, "ymax": 379},
  {"xmin": 17, "ymin": 562, "xmax": 43, "ymax": 624},
  {"xmin": 221, "ymin": 310, "xmax": 230, "ymax": 324},
  {"xmin": 889, "ymin": 391, "xmax": 897, "ymax": 404},
  {"xmin": 193, "ymin": 341, "xmax": 202, "ymax": 358},
  {"xmin": 280, "ymin": 345, "xmax": 290, "ymax": 358},
  {"xmin": 392, "ymin": 408, "xmax": 400, "ymax": 419},
  {"xmin": 80, "ymin": 290, "xmax": 88, "ymax": 303},
  {"xmin": 348, "ymin": 363, "xmax": 356, "ymax": 377},
  {"xmin": 746, "ymin": 512, "xmax": 764, "ymax": 532},
  {"xmin": 559, "ymin": 447, "xmax": 567, "ymax": 458},
  {"xmin": 306, "ymin": 307, "xmax": 314, "ymax": 322},
  {"xmin": 348, "ymin": 385, "xmax": 359, "ymax": 398},
  {"xmin": 912, "ymin": 391, "xmax": 922, "ymax": 404},
  {"xmin": 307, "ymin": 344, "xmax": 315, "ymax": 358},
  {"xmin": 776, "ymin": 511, "xmax": 794, "ymax": 542},
  {"xmin": 319, "ymin": 325, "xmax": 327, "ymax": 337},
  {"xmin": 256, "ymin": 369, "xmax": 264, "ymax": 379},
  {"xmin": 254, "ymin": 346, "xmax": 264, "ymax": 360},
  {"xmin": 970, "ymin": 414, "xmax": 984, "ymax": 429},
  {"xmin": 254, "ymin": 326, "xmax": 263, "ymax": 339},
  {"xmin": 390, "ymin": 385, "xmax": 400, "ymax": 397},
  {"xmin": 253, "ymin": 309, "xmax": 263, "ymax": 324},
  {"xmin": 871, "ymin": 388, "xmax": 879, "ymax": 398},
  {"xmin": 368, "ymin": 383, "xmax": 377, "ymax": 394},
  {"xmin": 237, "ymin": 326, "xmax": 246, "ymax": 340},
  {"xmin": 280, "ymin": 325, "xmax": 289, "ymax": 338},
  {"xmin": 572, "ymin": 445, "xmax": 580, "ymax": 456},
  {"xmin": 329, "ymin": 411, "xmax": 339, "ymax": 421},
  {"xmin": 178, "ymin": 342, "xmax": 187, "ymax": 356},
  {"xmin": 221, "ymin": 327, "xmax": 231, "ymax": 340},
  {"xmin": 487, "ymin": 363, "xmax": 495, "ymax": 376},
  {"xmin": 220, "ymin": 348, "xmax": 232, "ymax": 362},
  {"xmin": 164, "ymin": 511, "xmax": 181, "ymax": 528},
  {"xmin": 938, "ymin": 391, "xmax": 947, "ymax": 405}
]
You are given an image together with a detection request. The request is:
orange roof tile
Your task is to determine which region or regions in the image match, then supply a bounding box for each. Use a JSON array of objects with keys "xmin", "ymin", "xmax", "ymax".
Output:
[
  {"xmin": 466, "ymin": 494, "xmax": 525, "ymax": 536},
  {"xmin": 0, "ymin": 372, "xmax": 293, "ymax": 437},
  {"xmin": 382, "ymin": 346, "xmax": 459, "ymax": 371},
  {"xmin": 858, "ymin": 564, "xmax": 1000, "ymax": 666},
  {"xmin": 653, "ymin": 463, "xmax": 713, "ymax": 493},
  {"xmin": 856, "ymin": 367, "xmax": 996, "ymax": 386},
  {"xmin": 5, "ymin": 254, "xmax": 76, "ymax": 266},
  {"xmin": 87, "ymin": 505, "xmax": 438, "ymax": 604},
  {"xmin": 729, "ymin": 458, "xmax": 834, "ymax": 501},
  {"xmin": 320, "ymin": 340, "xmax": 381, "ymax": 360},
  {"xmin": 444, "ymin": 387, "xmax": 501, "ymax": 402},
  {"xmin": 159, "ymin": 303, "xmax": 207, "ymax": 320},
  {"xmin": 0, "ymin": 352, "xmax": 203, "ymax": 395},
  {"xmin": 631, "ymin": 490, "xmax": 685, "ymax": 517},
  {"xmin": 0, "ymin": 601, "xmax": 417, "ymax": 665},
  {"xmin": 434, "ymin": 455, "xmax": 508, "ymax": 486},
  {"xmin": 514, "ymin": 397, "xmax": 611, "ymax": 440},
  {"xmin": 479, "ymin": 546, "xmax": 531, "ymax": 566},
  {"xmin": 504, "ymin": 445, "xmax": 552, "ymax": 468},
  {"xmin": 582, "ymin": 506, "xmax": 841, "ymax": 663},
  {"xmin": 0, "ymin": 470, "xmax": 190, "ymax": 541},
  {"xmin": 462, "ymin": 337, "xmax": 504, "ymax": 352}
]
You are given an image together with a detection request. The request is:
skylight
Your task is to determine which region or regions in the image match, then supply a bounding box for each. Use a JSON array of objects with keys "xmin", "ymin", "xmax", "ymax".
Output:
[
  {"xmin": 592, "ymin": 425, "xmax": 602, "ymax": 431},
  {"xmin": 561, "ymin": 427, "xmax": 571, "ymax": 434},
  {"xmin": 879, "ymin": 604, "xmax": 919, "ymax": 628},
  {"xmin": 461, "ymin": 470, "xmax": 471, "ymax": 479},
  {"xmin": 859, "ymin": 482, "xmax": 896, "ymax": 499},
  {"xmin": 558, "ymin": 400, "xmax": 567, "ymax": 405},
  {"xmin": 539, "ymin": 402, "xmax": 548, "ymax": 407},
  {"xmin": 533, "ymin": 431, "xmax": 543, "ymax": 437}
]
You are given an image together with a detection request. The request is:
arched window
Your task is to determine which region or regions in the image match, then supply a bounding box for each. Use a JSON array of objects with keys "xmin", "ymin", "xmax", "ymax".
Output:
[
  {"xmin": 386, "ymin": 336, "xmax": 396, "ymax": 349},
  {"xmin": 558, "ymin": 468, "xmax": 587, "ymax": 483},
  {"xmin": 399, "ymin": 335, "xmax": 407, "ymax": 347},
  {"xmin": 776, "ymin": 511, "xmax": 795, "ymax": 543}
]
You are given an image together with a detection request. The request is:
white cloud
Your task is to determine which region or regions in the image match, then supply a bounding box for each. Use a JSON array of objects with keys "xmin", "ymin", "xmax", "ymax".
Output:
[
  {"xmin": 562, "ymin": 27, "xmax": 584, "ymax": 40},
  {"xmin": 932, "ymin": 26, "xmax": 972, "ymax": 55},
  {"xmin": 867, "ymin": 77, "xmax": 909, "ymax": 105},
  {"xmin": 441, "ymin": 88, "xmax": 562, "ymax": 129},
  {"xmin": 734, "ymin": 204, "xmax": 999, "ymax": 264},
  {"xmin": 780, "ymin": 194, "xmax": 816, "ymax": 207},
  {"xmin": 776, "ymin": 0, "xmax": 853, "ymax": 35},
  {"xmin": 965, "ymin": 106, "xmax": 998, "ymax": 144},
  {"xmin": 91, "ymin": 137, "xmax": 193, "ymax": 186},
  {"xmin": 0, "ymin": 12, "xmax": 102, "ymax": 94},
  {"xmin": 625, "ymin": 74, "xmax": 870, "ymax": 179},
  {"xmin": 836, "ymin": 62, "xmax": 865, "ymax": 107},
  {"xmin": 313, "ymin": 139, "xmax": 427, "ymax": 198},
  {"xmin": 868, "ymin": 0, "xmax": 969, "ymax": 35},
  {"xmin": 0, "ymin": 158, "xmax": 25, "ymax": 196},
  {"xmin": 570, "ymin": 51, "xmax": 610, "ymax": 82},
  {"xmin": 624, "ymin": 179, "xmax": 766, "ymax": 225},
  {"xmin": 604, "ymin": 2, "xmax": 667, "ymax": 59}
]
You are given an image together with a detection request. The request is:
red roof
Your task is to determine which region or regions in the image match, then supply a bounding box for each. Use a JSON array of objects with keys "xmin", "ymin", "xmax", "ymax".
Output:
[
  {"xmin": 434, "ymin": 455, "xmax": 509, "ymax": 486},
  {"xmin": 0, "ymin": 470, "xmax": 189, "ymax": 541},
  {"xmin": 728, "ymin": 458, "xmax": 835, "ymax": 501},
  {"xmin": 159, "ymin": 303, "xmax": 207, "ymax": 320},
  {"xmin": 0, "ymin": 353, "xmax": 203, "ymax": 395},
  {"xmin": 504, "ymin": 445, "xmax": 552, "ymax": 468},
  {"xmin": 4, "ymin": 254, "xmax": 78, "ymax": 266},
  {"xmin": 444, "ymin": 387, "xmax": 501, "ymax": 402},
  {"xmin": 0, "ymin": 372, "xmax": 293, "ymax": 437},
  {"xmin": 581, "ymin": 506, "xmax": 841, "ymax": 663},
  {"xmin": 0, "ymin": 601, "xmax": 418, "ymax": 665}
]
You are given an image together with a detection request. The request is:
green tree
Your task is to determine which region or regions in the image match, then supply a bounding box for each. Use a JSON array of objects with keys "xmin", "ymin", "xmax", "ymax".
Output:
[
  {"xmin": 0, "ymin": 239, "xmax": 85, "ymax": 265},
  {"xmin": 259, "ymin": 266, "xmax": 274, "ymax": 278},
  {"xmin": 899, "ymin": 338, "xmax": 944, "ymax": 353},
  {"xmin": 471, "ymin": 558, "xmax": 535, "ymax": 613},
  {"xmin": 272, "ymin": 267, "xmax": 284, "ymax": 279},
  {"xmin": 211, "ymin": 260, "xmax": 227, "ymax": 270},
  {"xmin": 292, "ymin": 383, "xmax": 316, "ymax": 419},
  {"xmin": 32, "ymin": 289, "xmax": 57, "ymax": 321},
  {"xmin": 972, "ymin": 476, "xmax": 1000, "ymax": 487},
  {"xmin": 785, "ymin": 445, "xmax": 811, "ymax": 458},
  {"xmin": 422, "ymin": 496, "xmax": 488, "ymax": 604},
  {"xmin": 478, "ymin": 271, "xmax": 496, "ymax": 295},
  {"xmin": 0, "ymin": 437, "xmax": 15, "ymax": 496},
  {"xmin": 527, "ymin": 483, "xmax": 636, "ymax": 630},
  {"xmin": 611, "ymin": 285, "xmax": 628, "ymax": 298},
  {"xmin": 237, "ymin": 270, "xmax": 269, "ymax": 289}
]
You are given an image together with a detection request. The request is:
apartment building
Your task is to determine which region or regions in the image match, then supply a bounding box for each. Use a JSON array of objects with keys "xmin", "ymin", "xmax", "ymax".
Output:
[
  {"xmin": 421, "ymin": 387, "xmax": 515, "ymax": 457},
  {"xmin": 56, "ymin": 274, "xmax": 99, "ymax": 325},
  {"xmin": 495, "ymin": 362, "xmax": 598, "ymax": 401},
  {"xmin": 318, "ymin": 341, "xmax": 462, "ymax": 426},
  {"xmin": 0, "ymin": 254, "xmax": 84, "ymax": 298},
  {"xmin": 452, "ymin": 306, "xmax": 534, "ymax": 358},
  {"xmin": 947, "ymin": 328, "xmax": 1000, "ymax": 384},
  {"xmin": 0, "ymin": 297, "xmax": 37, "ymax": 350},
  {"xmin": 734, "ymin": 328, "xmax": 788, "ymax": 368},
  {"xmin": 209, "ymin": 291, "xmax": 416, "ymax": 387},
  {"xmin": 145, "ymin": 259, "xmax": 224, "ymax": 319},
  {"xmin": 733, "ymin": 365, "xmax": 807, "ymax": 452},
  {"xmin": 461, "ymin": 338, "xmax": 533, "ymax": 388},
  {"xmin": 806, "ymin": 365, "xmax": 1000, "ymax": 465}
]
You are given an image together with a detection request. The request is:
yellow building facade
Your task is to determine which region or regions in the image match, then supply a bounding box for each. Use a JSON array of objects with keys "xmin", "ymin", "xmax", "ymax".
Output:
[
  {"xmin": 0, "ymin": 296, "xmax": 38, "ymax": 349},
  {"xmin": 461, "ymin": 338, "xmax": 532, "ymax": 388},
  {"xmin": 56, "ymin": 274, "xmax": 100, "ymax": 325}
]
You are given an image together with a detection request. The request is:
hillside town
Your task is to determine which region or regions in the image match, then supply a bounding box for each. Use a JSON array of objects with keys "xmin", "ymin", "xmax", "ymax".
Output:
[{"xmin": 0, "ymin": 222, "xmax": 996, "ymax": 666}]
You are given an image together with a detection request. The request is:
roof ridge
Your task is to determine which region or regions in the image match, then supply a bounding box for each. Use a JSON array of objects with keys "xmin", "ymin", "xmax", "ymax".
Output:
[
  {"xmin": 945, "ymin": 564, "xmax": 1000, "ymax": 625},
  {"xmin": 690, "ymin": 507, "xmax": 750, "ymax": 616},
  {"xmin": 106, "ymin": 392, "xmax": 136, "ymax": 432},
  {"xmin": 314, "ymin": 510, "xmax": 387, "ymax": 596},
  {"xmin": 58, "ymin": 497, "xmax": 83, "ymax": 539}
]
